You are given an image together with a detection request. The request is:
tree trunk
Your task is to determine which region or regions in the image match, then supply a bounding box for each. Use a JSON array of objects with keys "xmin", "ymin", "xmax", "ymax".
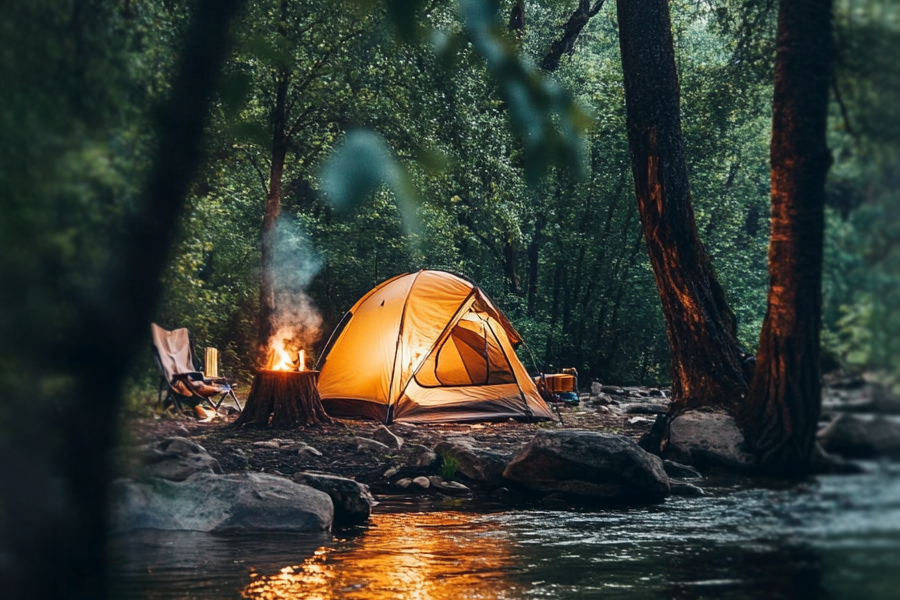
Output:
[
  {"xmin": 541, "ymin": 0, "xmax": 606, "ymax": 72},
  {"xmin": 258, "ymin": 67, "xmax": 289, "ymax": 357},
  {"xmin": 235, "ymin": 370, "xmax": 332, "ymax": 428},
  {"xmin": 526, "ymin": 213, "xmax": 546, "ymax": 316},
  {"xmin": 743, "ymin": 0, "xmax": 833, "ymax": 473},
  {"xmin": 503, "ymin": 237, "xmax": 520, "ymax": 294},
  {"xmin": 617, "ymin": 0, "xmax": 747, "ymax": 412}
]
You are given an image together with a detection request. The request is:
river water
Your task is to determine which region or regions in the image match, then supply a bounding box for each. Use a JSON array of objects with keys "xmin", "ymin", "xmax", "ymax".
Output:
[{"xmin": 110, "ymin": 463, "xmax": 900, "ymax": 599}]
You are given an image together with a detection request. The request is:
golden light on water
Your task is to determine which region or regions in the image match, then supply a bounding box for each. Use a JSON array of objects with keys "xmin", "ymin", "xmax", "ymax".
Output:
[{"xmin": 241, "ymin": 512, "xmax": 522, "ymax": 599}]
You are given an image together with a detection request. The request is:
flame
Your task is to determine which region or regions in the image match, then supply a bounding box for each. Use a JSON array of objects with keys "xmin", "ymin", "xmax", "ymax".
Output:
[
  {"xmin": 268, "ymin": 342, "xmax": 306, "ymax": 372},
  {"xmin": 269, "ymin": 345, "xmax": 295, "ymax": 371},
  {"xmin": 266, "ymin": 326, "xmax": 310, "ymax": 371}
]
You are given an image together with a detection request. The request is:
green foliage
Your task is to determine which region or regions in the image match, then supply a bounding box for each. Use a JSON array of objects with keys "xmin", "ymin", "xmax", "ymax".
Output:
[
  {"xmin": 8, "ymin": 0, "xmax": 889, "ymax": 401},
  {"xmin": 438, "ymin": 454, "xmax": 460, "ymax": 479}
]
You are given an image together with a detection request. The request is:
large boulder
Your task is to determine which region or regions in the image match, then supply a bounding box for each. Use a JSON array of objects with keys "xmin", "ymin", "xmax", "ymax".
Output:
[
  {"xmin": 503, "ymin": 430, "xmax": 670, "ymax": 503},
  {"xmin": 292, "ymin": 472, "xmax": 376, "ymax": 525},
  {"xmin": 666, "ymin": 411, "xmax": 757, "ymax": 469},
  {"xmin": 817, "ymin": 414, "xmax": 900, "ymax": 459},
  {"xmin": 139, "ymin": 437, "xmax": 221, "ymax": 481},
  {"xmin": 110, "ymin": 473, "xmax": 333, "ymax": 534},
  {"xmin": 433, "ymin": 438, "xmax": 510, "ymax": 484}
]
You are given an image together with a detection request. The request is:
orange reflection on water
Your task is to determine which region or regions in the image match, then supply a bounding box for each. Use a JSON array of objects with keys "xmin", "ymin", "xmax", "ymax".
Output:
[{"xmin": 241, "ymin": 511, "xmax": 522, "ymax": 599}]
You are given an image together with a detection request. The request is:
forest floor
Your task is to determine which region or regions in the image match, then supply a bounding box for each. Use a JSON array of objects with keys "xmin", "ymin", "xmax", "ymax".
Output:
[
  {"xmin": 120, "ymin": 373, "xmax": 895, "ymax": 496},
  {"xmin": 120, "ymin": 386, "xmax": 664, "ymax": 495}
]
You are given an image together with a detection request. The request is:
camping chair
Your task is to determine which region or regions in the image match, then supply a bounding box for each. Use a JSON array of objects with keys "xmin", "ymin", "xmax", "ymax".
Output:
[{"xmin": 151, "ymin": 323, "xmax": 242, "ymax": 414}]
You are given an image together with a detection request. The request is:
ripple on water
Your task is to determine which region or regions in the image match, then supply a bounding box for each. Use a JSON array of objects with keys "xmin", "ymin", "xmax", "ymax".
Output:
[{"xmin": 110, "ymin": 464, "xmax": 900, "ymax": 599}]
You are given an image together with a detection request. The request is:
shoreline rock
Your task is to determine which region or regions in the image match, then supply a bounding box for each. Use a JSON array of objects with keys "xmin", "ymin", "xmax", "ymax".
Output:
[
  {"xmin": 666, "ymin": 411, "xmax": 757, "ymax": 469},
  {"xmin": 111, "ymin": 472, "xmax": 333, "ymax": 534},
  {"xmin": 293, "ymin": 472, "xmax": 376, "ymax": 525},
  {"xmin": 503, "ymin": 429, "xmax": 670, "ymax": 503}
]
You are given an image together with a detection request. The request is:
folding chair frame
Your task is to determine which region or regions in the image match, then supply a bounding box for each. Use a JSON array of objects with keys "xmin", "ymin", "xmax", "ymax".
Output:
[{"xmin": 153, "ymin": 331, "xmax": 242, "ymax": 414}]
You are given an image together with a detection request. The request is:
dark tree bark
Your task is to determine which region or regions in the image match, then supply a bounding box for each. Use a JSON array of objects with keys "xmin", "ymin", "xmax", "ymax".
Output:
[
  {"xmin": 541, "ymin": 0, "xmax": 606, "ymax": 72},
  {"xmin": 0, "ymin": 1, "xmax": 245, "ymax": 598},
  {"xmin": 508, "ymin": 1, "xmax": 525, "ymax": 32},
  {"xmin": 258, "ymin": 63, "xmax": 289, "ymax": 357},
  {"xmin": 743, "ymin": 0, "xmax": 833, "ymax": 473},
  {"xmin": 526, "ymin": 213, "xmax": 546, "ymax": 316},
  {"xmin": 503, "ymin": 237, "xmax": 521, "ymax": 294},
  {"xmin": 617, "ymin": 0, "xmax": 747, "ymax": 412},
  {"xmin": 235, "ymin": 370, "xmax": 332, "ymax": 428}
]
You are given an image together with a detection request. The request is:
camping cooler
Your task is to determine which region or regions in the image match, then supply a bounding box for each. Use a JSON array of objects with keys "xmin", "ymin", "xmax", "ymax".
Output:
[{"xmin": 541, "ymin": 373, "xmax": 576, "ymax": 393}]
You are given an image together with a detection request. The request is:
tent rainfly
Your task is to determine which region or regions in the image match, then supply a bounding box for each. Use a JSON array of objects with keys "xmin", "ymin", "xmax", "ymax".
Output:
[{"xmin": 316, "ymin": 270, "xmax": 556, "ymax": 424}]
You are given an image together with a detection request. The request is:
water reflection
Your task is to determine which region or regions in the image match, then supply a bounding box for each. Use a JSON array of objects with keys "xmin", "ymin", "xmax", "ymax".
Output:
[
  {"xmin": 241, "ymin": 511, "xmax": 523, "ymax": 599},
  {"xmin": 110, "ymin": 466, "xmax": 900, "ymax": 599}
]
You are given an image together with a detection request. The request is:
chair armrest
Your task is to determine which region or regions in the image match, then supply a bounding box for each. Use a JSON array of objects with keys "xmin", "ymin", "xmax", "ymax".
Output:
[{"xmin": 173, "ymin": 371, "xmax": 204, "ymax": 382}]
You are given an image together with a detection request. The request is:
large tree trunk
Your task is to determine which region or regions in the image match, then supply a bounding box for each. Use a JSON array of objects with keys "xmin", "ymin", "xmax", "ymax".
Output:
[
  {"xmin": 258, "ymin": 67, "xmax": 289, "ymax": 357},
  {"xmin": 743, "ymin": 0, "xmax": 833, "ymax": 473},
  {"xmin": 617, "ymin": 0, "xmax": 747, "ymax": 412}
]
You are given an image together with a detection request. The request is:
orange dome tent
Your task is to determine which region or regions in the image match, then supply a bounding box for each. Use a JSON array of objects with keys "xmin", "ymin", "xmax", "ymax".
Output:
[{"xmin": 317, "ymin": 270, "xmax": 556, "ymax": 424}]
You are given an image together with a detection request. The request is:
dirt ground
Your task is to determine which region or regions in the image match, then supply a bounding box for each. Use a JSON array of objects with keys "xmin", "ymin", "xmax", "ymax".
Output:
[{"xmin": 121, "ymin": 390, "xmax": 663, "ymax": 493}]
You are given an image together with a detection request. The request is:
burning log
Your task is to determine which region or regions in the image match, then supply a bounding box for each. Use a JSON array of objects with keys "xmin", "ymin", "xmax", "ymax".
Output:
[{"xmin": 234, "ymin": 370, "xmax": 332, "ymax": 429}]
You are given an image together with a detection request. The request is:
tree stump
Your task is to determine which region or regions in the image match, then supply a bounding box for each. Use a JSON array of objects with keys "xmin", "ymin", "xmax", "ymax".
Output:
[{"xmin": 233, "ymin": 370, "xmax": 332, "ymax": 429}]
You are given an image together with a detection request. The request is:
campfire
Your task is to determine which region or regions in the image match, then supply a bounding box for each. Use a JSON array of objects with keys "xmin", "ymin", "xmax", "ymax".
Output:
[
  {"xmin": 234, "ymin": 339, "xmax": 331, "ymax": 429},
  {"xmin": 267, "ymin": 345, "xmax": 307, "ymax": 372}
]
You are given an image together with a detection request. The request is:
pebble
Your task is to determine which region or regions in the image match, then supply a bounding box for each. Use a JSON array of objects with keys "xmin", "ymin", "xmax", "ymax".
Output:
[{"xmin": 253, "ymin": 440, "xmax": 281, "ymax": 449}]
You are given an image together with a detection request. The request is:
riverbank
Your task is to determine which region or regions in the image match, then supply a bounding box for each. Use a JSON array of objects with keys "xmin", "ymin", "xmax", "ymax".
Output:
[{"xmin": 120, "ymin": 389, "xmax": 661, "ymax": 496}]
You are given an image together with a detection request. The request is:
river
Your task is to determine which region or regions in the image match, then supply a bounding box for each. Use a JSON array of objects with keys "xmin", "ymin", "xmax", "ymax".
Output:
[{"xmin": 110, "ymin": 463, "xmax": 900, "ymax": 599}]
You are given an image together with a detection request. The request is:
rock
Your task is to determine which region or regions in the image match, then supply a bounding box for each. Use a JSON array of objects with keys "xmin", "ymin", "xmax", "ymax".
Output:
[
  {"xmin": 503, "ymin": 429, "xmax": 670, "ymax": 503},
  {"xmin": 297, "ymin": 445, "xmax": 323, "ymax": 458},
  {"xmin": 345, "ymin": 436, "xmax": 391, "ymax": 453},
  {"xmin": 541, "ymin": 492, "xmax": 568, "ymax": 507},
  {"xmin": 370, "ymin": 425, "xmax": 403, "ymax": 450},
  {"xmin": 812, "ymin": 444, "xmax": 869, "ymax": 474},
  {"xmin": 140, "ymin": 437, "xmax": 221, "ymax": 482},
  {"xmin": 110, "ymin": 473, "xmax": 332, "ymax": 533},
  {"xmin": 590, "ymin": 382, "xmax": 604, "ymax": 396},
  {"xmin": 433, "ymin": 439, "xmax": 509, "ymax": 484},
  {"xmin": 601, "ymin": 385, "xmax": 624, "ymax": 395},
  {"xmin": 383, "ymin": 466, "xmax": 400, "ymax": 478},
  {"xmin": 590, "ymin": 393, "xmax": 612, "ymax": 406},
  {"xmin": 293, "ymin": 472, "xmax": 376, "ymax": 525},
  {"xmin": 406, "ymin": 444, "xmax": 438, "ymax": 468},
  {"xmin": 817, "ymin": 414, "xmax": 900, "ymax": 459},
  {"xmin": 623, "ymin": 403, "xmax": 668, "ymax": 415},
  {"xmin": 648, "ymin": 389, "xmax": 663, "ymax": 397},
  {"xmin": 395, "ymin": 478, "xmax": 413, "ymax": 488},
  {"xmin": 412, "ymin": 476, "xmax": 430, "ymax": 489},
  {"xmin": 253, "ymin": 440, "xmax": 281, "ymax": 449},
  {"xmin": 427, "ymin": 476, "xmax": 473, "ymax": 496},
  {"xmin": 669, "ymin": 481, "xmax": 705, "ymax": 497},
  {"xmin": 667, "ymin": 411, "xmax": 757, "ymax": 469},
  {"xmin": 663, "ymin": 460, "xmax": 702, "ymax": 479}
]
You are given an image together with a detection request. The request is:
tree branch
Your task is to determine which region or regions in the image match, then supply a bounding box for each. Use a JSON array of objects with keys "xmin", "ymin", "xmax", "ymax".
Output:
[{"xmin": 540, "ymin": 0, "xmax": 606, "ymax": 72}]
